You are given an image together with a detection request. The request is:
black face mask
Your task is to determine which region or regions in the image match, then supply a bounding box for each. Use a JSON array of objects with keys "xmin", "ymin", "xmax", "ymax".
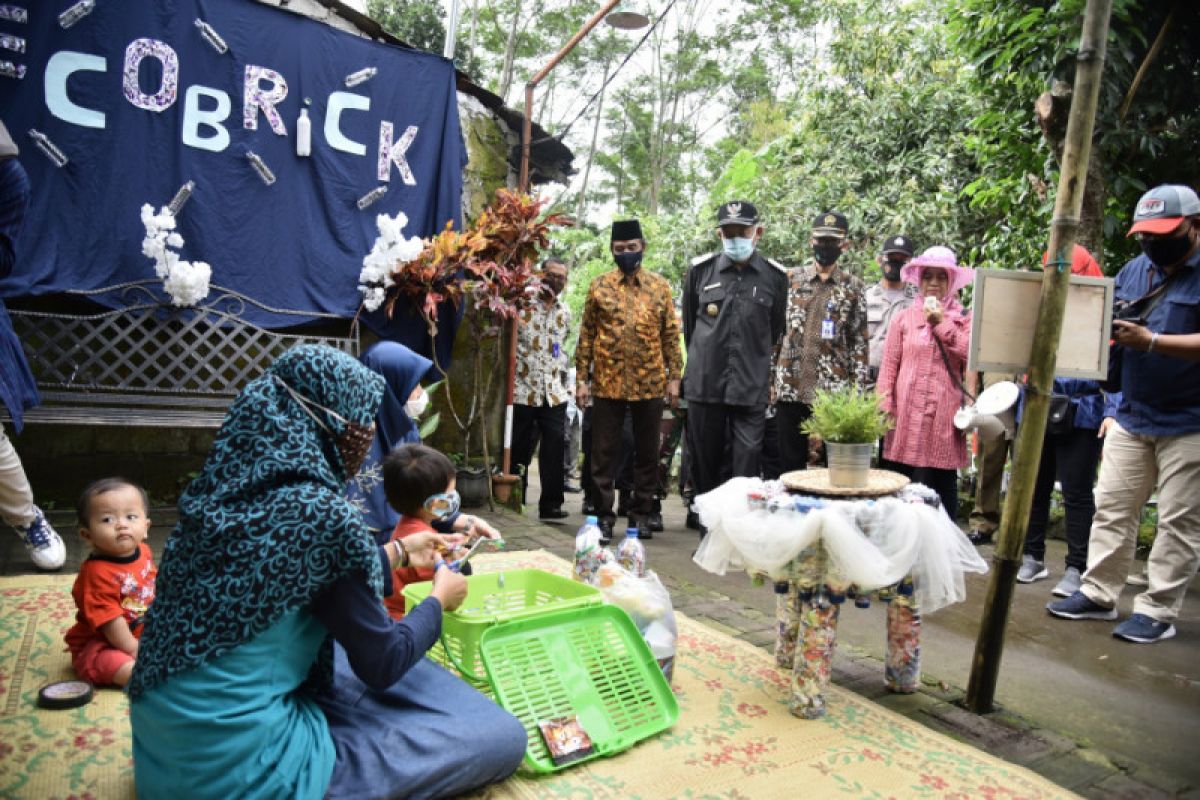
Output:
[
  {"xmin": 813, "ymin": 243, "xmax": 842, "ymax": 267},
  {"xmin": 614, "ymin": 251, "xmax": 643, "ymax": 274},
  {"xmin": 882, "ymin": 259, "xmax": 905, "ymax": 281},
  {"xmin": 542, "ymin": 275, "xmax": 566, "ymax": 296},
  {"xmin": 1140, "ymin": 231, "xmax": 1194, "ymax": 267}
]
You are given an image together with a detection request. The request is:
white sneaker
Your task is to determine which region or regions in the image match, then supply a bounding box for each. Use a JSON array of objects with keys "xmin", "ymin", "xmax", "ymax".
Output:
[
  {"xmin": 1052, "ymin": 566, "xmax": 1082, "ymax": 598},
  {"xmin": 15, "ymin": 507, "xmax": 66, "ymax": 571},
  {"xmin": 1016, "ymin": 555, "xmax": 1049, "ymax": 584}
]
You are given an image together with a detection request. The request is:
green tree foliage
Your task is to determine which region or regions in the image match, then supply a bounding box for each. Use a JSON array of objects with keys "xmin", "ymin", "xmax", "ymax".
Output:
[{"xmin": 945, "ymin": 0, "xmax": 1200, "ymax": 272}]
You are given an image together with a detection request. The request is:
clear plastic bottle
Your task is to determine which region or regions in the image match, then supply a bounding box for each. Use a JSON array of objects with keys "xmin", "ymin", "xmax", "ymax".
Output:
[
  {"xmin": 573, "ymin": 515, "xmax": 608, "ymax": 583},
  {"xmin": 615, "ymin": 526, "xmax": 646, "ymax": 577}
]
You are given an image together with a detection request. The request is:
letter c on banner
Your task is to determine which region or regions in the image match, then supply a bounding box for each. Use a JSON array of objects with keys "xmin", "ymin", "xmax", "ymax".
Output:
[
  {"xmin": 123, "ymin": 38, "xmax": 179, "ymax": 112},
  {"xmin": 45, "ymin": 50, "xmax": 107, "ymax": 128},
  {"xmin": 325, "ymin": 92, "xmax": 370, "ymax": 156},
  {"xmin": 182, "ymin": 85, "xmax": 231, "ymax": 152}
]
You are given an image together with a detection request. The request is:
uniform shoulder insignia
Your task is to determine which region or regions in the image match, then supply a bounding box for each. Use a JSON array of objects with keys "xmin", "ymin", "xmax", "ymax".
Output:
[
  {"xmin": 766, "ymin": 258, "xmax": 789, "ymax": 273},
  {"xmin": 691, "ymin": 252, "xmax": 716, "ymax": 266}
]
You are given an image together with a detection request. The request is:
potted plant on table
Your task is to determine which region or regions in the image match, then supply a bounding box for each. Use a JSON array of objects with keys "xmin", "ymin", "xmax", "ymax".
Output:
[
  {"xmin": 358, "ymin": 189, "xmax": 570, "ymax": 507},
  {"xmin": 801, "ymin": 386, "xmax": 894, "ymax": 488}
]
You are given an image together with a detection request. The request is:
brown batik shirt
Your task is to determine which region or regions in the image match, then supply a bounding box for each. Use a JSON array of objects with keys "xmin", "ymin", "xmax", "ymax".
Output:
[
  {"xmin": 576, "ymin": 268, "xmax": 683, "ymax": 401},
  {"xmin": 771, "ymin": 263, "xmax": 869, "ymax": 404}
]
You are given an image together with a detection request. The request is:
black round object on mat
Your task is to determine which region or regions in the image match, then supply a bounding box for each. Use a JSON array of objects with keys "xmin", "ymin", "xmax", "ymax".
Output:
[{"xmin": 37, "ymin": 680, "xmax": 94, "ymax": 709}]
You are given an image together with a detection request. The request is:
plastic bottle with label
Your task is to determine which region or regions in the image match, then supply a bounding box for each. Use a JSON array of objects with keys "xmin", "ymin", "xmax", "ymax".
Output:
[
  {"xmin": 615, "ymin": 526, "xmax": 646, "ymax": 577},
  {"xmin": 573, "ymin": 515, "xmax": 611, "ymax": 583}
]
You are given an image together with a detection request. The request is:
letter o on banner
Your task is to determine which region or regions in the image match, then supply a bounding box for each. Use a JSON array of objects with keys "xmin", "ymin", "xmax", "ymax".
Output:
[{"xmin": 123, "ymin": 38, "xmax": 179, "ymax": 112}]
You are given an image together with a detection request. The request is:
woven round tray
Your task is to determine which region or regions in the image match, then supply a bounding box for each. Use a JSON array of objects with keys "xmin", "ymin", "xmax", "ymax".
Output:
[{"xmin": 780, "ymin": 468, "xmax": 909, "ymax": 497}]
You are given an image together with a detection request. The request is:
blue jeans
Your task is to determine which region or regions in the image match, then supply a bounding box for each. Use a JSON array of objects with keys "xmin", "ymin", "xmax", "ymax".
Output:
[{"xmin": 319, "ymin": 648, "xmax": 526, "ymax": 799}]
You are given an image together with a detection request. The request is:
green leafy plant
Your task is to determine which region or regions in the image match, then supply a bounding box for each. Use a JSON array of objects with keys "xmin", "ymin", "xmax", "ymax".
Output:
[{"xmin": 801, "ymin": 386, "xmax": 893, "ymax": 444}]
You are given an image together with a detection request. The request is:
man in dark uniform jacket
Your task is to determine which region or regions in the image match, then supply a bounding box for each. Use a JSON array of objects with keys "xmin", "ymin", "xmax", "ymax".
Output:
[{"xmin": 682, "ymin": 201, "xmax": 788, "ymax": 525}]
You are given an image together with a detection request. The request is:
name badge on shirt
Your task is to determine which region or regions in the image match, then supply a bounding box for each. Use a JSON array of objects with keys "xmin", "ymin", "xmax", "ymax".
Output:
[{"xmin": 821, "ymin": 320, "xmax": 836, "ymax": 340}]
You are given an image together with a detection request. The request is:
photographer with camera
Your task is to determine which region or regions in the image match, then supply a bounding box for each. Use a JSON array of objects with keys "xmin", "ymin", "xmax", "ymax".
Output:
[{"xmin": 1047, "ymin": 185, "xmax": 1200, "ymax": 644}]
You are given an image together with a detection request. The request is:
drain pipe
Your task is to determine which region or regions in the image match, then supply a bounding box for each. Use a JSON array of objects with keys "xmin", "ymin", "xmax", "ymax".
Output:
[{"xmin": 443, "ymin": 0, "xmax": 461, "ymax": 60}]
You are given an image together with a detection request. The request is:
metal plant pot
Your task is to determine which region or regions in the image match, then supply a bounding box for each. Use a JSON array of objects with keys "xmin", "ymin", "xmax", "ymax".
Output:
[{"xmin": 825, "ymin": 442, "xmax": 874, "ymax": 488}]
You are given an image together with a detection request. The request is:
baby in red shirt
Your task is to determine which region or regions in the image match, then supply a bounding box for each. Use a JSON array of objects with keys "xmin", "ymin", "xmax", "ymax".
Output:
[
  {"xmin": 64, "ymin": 478, "xmax": 157, "ymax": 687},
  {"xmin": 381, "ymin": 444, "xmax": 463, "ymax": 620}
]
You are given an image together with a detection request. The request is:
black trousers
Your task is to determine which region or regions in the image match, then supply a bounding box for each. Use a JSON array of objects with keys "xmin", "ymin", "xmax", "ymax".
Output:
[
  {"xmin": 894, "ymin": 463, "xmax": 959, "ymax": 522},
  {"xmin": 775, "ymin": 401, "xmax": 814, "ymax": 474},
  {"xmin": 590, "ymin": 397, "xmax": 662, "ymax": 525},
  {"xmin": 511, "ymin": 402, "xmax": 567, "ymax": 513},
  {"xmin": 686, "ymin": 400, "xmax": 766, "ymax": 496},
  {"xmin": 761, "ymin": 412, "xmax": 782, "ymax": 480},
  {"xmin": 1026, "ymin": 426, "xmax": 1102, "ymax": 570},
  {"xmin": 581, "ymin": 407, "xmax": 634, "ymax": 510}
]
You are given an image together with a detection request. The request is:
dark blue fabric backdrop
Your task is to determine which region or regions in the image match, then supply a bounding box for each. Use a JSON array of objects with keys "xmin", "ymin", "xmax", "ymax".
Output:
[{"xmin": 0, "ymin": 0, "xmax": 465, "ymax": 358}]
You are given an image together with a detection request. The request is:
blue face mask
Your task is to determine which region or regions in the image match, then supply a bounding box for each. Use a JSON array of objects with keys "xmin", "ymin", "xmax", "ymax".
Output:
[
  {"xmin": 722, "ymin": 237, "xmax": 755, "ymax": 262},
  {"xmin": 424, "ymin": 490, "xmax": 461, "ymax": 520}
]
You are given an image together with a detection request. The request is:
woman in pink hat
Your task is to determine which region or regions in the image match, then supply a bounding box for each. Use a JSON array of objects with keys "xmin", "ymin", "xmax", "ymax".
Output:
[{"xmin": 876, "ymin": 246, "xmax": 975, "ymax": 519}]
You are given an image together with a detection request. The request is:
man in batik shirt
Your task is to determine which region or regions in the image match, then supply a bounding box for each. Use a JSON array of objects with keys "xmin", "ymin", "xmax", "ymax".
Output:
[
  {"xmin": 770, "ymin": 210, "xmax": 869, "ymax": 472},
  {"xmin": 576, "ymin": 219, "xmax": 683, "ymax": 542},
  {"xmin": 512, "ymin": 258, "xmax": 572, "ymax": 520}
]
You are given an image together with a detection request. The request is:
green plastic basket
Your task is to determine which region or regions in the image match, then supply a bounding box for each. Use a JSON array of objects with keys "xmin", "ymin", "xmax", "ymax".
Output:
[
  {"xmin": 479, "ymin": 604, "xmax": 679, "ymax": 773},
  {"xmin": 403, "ymin": 569, "xmax": 602, "ymax": 684}
]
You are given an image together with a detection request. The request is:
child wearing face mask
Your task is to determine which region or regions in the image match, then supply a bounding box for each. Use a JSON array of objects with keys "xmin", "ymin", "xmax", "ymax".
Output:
[{"xmin": 380, "ymin": 443, "xmax": 466, "ymax": 620}]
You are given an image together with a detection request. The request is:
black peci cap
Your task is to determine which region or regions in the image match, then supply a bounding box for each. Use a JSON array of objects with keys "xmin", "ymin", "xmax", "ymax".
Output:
[{"xmin": 611, "ymin": 219, "xmax": 644, "ymax": 241}]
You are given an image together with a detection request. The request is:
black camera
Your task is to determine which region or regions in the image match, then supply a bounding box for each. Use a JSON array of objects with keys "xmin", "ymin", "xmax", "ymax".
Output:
[{"xmin": 1112, "ymin": 300, "xmax": 1147, "ymax": 327}]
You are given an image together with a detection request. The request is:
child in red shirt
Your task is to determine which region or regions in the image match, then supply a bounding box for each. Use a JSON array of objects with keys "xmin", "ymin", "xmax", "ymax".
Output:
[
  {"xmin": 381, "ymin": 444, "xmax": 464, "ymax": 620},
  {"xmin": 64, "ymin": 478, "xmax": 156, "ymax": 687}
]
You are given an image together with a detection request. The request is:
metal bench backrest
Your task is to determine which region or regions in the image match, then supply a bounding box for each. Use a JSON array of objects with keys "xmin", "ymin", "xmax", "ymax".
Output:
[{"xmin": 7, "ymin": 289, "xmax": 359, "ymax": 428}]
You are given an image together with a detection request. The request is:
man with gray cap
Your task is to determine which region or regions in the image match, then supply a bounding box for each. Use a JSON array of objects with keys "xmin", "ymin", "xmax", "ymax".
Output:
[
  {"xmin": 1048, "ymin": 184, "xmax": 1200, "ymax": 644},
  {"xmin": 865, "ymin": 235, "xmax": 917, "ymax": 391},
  {"xmin": 682, "ymin": 201, "xmax": 788, "ymax": 512}
]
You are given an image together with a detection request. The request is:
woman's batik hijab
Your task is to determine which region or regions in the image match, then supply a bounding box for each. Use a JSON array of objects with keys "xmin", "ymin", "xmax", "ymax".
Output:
[{"xmin": 128, "ymin": 345, "xmax": 386, "ymax": 699}]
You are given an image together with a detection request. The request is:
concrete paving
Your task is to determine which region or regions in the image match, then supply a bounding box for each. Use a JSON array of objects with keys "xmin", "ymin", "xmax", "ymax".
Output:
[
  {"xmin": 510, "ymin": 470, "xmax": 1200, "ymax": 799},
  {"xmin": 6, "ymin": 480, "xmax": 1197, "ymax": 799}
]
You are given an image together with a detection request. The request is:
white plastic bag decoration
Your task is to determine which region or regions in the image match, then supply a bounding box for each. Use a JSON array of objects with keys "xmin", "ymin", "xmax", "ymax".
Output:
[
  {"xmin": 692, "ymin": 477, "xmax": 988, "ymax": 614},
  {"xmin": 140, "ymin": 203, "xmax": 211, "ymax": 307},
  {"xmin": 358, "ymin": 211, "xmax": 424, "ymax": 312}
]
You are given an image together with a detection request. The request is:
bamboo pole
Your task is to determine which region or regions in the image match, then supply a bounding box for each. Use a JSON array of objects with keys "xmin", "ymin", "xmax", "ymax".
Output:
[{"xmin": 965, "ymin": 0, "xmax": 1114, "ymax": 714}]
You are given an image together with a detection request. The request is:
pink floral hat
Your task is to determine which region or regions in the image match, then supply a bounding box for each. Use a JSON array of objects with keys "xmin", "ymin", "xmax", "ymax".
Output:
[{"xmin": 901, "ymin": 246, "xmax": 974, "ymax": 295}]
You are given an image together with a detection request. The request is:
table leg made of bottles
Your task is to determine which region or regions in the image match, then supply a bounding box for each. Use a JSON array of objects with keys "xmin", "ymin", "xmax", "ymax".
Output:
[{"xmin": 772, "ymin": 543, "xmax": 921, "ymax": 719}]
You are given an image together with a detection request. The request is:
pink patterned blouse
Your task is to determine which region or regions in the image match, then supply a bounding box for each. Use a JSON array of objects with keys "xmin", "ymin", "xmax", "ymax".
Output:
[{"xmin": 876, "ymin": 300, "xmax": 972, "ymax": 470}]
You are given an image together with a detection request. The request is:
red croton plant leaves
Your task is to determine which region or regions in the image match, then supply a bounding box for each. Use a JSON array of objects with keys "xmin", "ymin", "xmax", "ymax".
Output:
[{"xmin": 383, "ymin": 189, "xmax": 572, "ymax": 335}]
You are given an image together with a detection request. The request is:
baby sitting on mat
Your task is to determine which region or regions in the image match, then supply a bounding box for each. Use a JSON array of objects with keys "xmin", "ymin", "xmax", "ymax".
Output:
[{"xmin": 64, "ymin": 478, "xmax": 157, "ymax": 688}]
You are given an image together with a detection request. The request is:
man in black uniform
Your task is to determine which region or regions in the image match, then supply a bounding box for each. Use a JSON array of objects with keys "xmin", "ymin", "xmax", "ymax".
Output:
[{"xmin": 682, "ymin": 201, "xmax": 788, "ymax": 527}]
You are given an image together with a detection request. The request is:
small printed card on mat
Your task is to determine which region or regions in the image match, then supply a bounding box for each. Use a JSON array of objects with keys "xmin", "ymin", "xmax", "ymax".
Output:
[{"xmin": 538, "ymin": 716, "xmax": 595, "ymax": 766}]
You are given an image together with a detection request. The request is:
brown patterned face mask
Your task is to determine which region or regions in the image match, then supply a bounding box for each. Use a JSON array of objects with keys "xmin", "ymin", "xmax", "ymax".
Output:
[
  {"xmin": 336, "ymin": 423, "xmax": 374, "ymax": 478},
  {"xmin": 274, "ymin": 375, "xmax": 375, "ymax": 477}
]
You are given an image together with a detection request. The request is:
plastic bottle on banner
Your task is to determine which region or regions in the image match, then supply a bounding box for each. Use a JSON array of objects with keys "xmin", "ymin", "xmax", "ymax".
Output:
[
  {"xmin": 616, "ymin": 527, "xmax": 646, "ymax": 577},
  {"xmin": 296, "ymin": 108, "xmax": 312, "ymax": 157}
]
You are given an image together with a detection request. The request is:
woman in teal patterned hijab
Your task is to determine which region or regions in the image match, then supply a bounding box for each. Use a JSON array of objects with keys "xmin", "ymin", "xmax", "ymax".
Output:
[{"xmin": 130, "ymin": 344, "xmax": 526, "ymax": 800}]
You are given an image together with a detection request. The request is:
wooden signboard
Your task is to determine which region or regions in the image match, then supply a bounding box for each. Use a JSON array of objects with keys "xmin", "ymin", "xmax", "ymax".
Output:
[{"xmin": 967, "ymin": 268, "xmax": 1115, "ymax": 379}]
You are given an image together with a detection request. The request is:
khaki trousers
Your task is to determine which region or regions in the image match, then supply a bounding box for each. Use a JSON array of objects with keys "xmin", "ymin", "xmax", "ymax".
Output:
[
  {"xmin": 0, "ymin": 427, "xmax": 36, "ymax": 529},
  {"xmin": 1080, "ymin": 422, "xmax": 1200, "ymax": 622}
]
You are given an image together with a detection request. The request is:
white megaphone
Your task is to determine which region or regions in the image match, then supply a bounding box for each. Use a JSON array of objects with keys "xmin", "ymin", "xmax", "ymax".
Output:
[{"xmin": 954, "ymin": 381, "xmax": 1019, "ymax": 442}]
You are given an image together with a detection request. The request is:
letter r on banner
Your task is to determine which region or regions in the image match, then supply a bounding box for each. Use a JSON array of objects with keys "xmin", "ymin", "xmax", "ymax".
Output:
[
  {"xmin": 378, "ymin": 122, "xmax": 417, "ymax": 184},
  {"xmin": 243, "ymin": 65, "xmax": 288, "ymax": 135}
]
